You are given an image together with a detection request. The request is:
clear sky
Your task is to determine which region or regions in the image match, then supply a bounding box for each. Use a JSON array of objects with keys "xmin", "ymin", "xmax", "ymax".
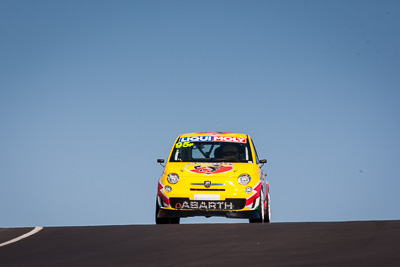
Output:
[{"xmin": 1, "ymin": 0, "xmax": 399, "ymax": 227}]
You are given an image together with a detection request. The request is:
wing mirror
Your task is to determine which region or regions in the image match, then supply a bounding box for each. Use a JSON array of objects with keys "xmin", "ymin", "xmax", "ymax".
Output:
[
  {"xmin": 157, "ymin": 159, "xmax": 165, "ymax": 167},
  {"xmin": 259, "ymin": 159, "xmax": 267, "ymax": 167}
]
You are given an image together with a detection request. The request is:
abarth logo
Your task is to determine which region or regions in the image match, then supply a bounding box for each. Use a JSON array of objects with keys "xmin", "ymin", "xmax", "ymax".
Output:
[
  {"xmin": 204, "ymin": 181, "xmax": 211, "ymax": 188},
  {"xmin": 179, "ymin": 201, "xmax": 235, "ymax": 210},
  {"xmin": 185, "ymin": 163, "xmax": 233, "ymax": 175}
]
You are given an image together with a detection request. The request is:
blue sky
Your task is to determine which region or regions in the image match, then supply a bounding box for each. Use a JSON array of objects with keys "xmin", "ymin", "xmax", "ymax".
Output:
[{"xmin": 1, "ymin": 0, "xmax": 399, "ymax": 227}]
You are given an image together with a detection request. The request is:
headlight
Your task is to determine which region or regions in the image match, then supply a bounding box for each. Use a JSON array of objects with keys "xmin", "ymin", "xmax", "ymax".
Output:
[
  {"xmin": 238, "ymin": 174, "xmax": 251, "ymax": 185},
  {"xmin": 167, "ymin": 173, "xmax": 179, "ymax": 184}
]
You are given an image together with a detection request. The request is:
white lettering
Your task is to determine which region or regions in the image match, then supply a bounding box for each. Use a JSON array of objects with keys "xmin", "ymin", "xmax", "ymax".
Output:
[
  {"xmin": 199, "ymin": 202, "xmax": 207, "ymax": 209},
  {"xmin": 212, "ymin": 136, "xmax": 247, "ymax": 143},
  {"xmin": 213, "ymin": 136, "xmax": 223, "ymax": 142},
  {"xmin": 181, "ymin": 201, "xmax": 236, "ymax": 210},
  {"xmin": 181, "ymin": 201, "xmax": 190, "ymax": 209},
  {"xmin": 225, "ymin": 202, "xmax": 234, "ymax": 210},
  {"xmin": 209, "ymin": 202, "xmax": 216, "ymax": 209}
]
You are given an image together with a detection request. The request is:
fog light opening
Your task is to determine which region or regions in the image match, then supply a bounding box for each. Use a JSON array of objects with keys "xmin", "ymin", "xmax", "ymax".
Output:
[
  {"xmin": 245, "ymin": 186, "xmax": 253, "ymax": 193},
  {"xmin": 165, "ymin": 185, "xmax": 172, "ymax": 192}
]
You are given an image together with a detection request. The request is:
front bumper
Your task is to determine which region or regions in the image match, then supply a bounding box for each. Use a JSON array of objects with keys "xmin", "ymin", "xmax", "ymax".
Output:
[
  {"xmin": 157, "ymin": 196, "xmax": 260, "ymax": 219},
  {"xmin": 169, "ymin": 197, "xmax": 246, "ymax": 210},
  {"xmin": 157, "ymin": 208, "xmax": 260, "ymax": 219}
]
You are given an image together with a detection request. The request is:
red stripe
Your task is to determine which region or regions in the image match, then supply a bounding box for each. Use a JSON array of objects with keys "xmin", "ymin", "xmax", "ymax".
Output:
[
  {"xmin": 245, "ymin": 182, "xmax": 261, "ymax": 206},
  {"xmin": 157, "ymin": 181, "xmax": 170, "ymax": 206}
]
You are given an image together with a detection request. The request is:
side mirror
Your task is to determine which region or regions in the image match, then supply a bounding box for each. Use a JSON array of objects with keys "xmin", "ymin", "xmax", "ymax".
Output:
[
  {"xmin": 259, "ymin": 159, "xmax": 267, "ymax": 167},
  {"xmin": 157, "ymin": 159, "xmax": 165, "ymax": 167}
]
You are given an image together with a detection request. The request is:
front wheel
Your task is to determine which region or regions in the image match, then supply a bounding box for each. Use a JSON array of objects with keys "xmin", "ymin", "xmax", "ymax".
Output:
[
  {"xmin": 249, "ymin": 193, "xmax": 271, "ymax": 223},
  {"xmin": 249, "ymin": 198, "xmax": 264, "ymax": 223},
  {"xmin": 169, "ymin": 217, "xmax": 180, "ymax": 224},
  {"xmin": 264, "ymin": 193, "xmax": 271, "ymax": 223},
  {"xmin": 155, "ymin": 201, "xmax": 180, "ymax": 224}
]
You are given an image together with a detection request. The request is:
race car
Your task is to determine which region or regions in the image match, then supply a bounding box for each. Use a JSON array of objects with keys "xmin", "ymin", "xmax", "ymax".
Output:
[{"xmin": 155, "ymin": 132, "xmax": 270, "ymax": 224}]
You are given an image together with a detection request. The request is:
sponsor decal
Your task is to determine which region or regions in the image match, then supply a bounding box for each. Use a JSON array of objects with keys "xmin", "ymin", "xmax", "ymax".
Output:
[
  {"xmin": 194, "ymin": 132, "xmax": 235, "ymax": 135},
  {"xmin": 185, "ymin": 163, "xmax": 233, "ymax": 175},
  {"xmin": 170, "ymin": 198, "xmax": 246, "ymax": 210},
  {"xmin": 178, "ymin": 136, "xmax": 246, "ymax": 143},
  {"xmin": 178, "ymin": 200, "xmax": 235, "ymax": 210},
  {"xmin": 213, "ymin": 136, "xmax": 246, "ymax": 143},
  {"xmin": 179, "ymin": 136, "xmax": 213, "ymax": 142}
]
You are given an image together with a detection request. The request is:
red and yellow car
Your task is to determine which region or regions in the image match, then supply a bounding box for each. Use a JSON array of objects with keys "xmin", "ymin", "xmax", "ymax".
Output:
[{"xmin": 156, "ymin": 132, "xmax": 270, "ymax": 224}]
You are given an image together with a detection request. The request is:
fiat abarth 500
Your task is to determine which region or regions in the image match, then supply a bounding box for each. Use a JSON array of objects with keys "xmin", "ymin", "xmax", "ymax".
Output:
[{"xmin": 156, "ymin": 132, "xmax": 270, "ymax": 224}]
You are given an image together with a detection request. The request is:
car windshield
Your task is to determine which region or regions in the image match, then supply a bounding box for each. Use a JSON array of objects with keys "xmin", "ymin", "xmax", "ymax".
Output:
[{"xmin": 169, "ymin": 140, "xmax": 253, "ymax": 163}]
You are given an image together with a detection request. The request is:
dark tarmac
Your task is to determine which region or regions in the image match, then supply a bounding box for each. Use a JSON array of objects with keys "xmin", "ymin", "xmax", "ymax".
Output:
[{"xmin": 1, "ymin": 220, "xmax": 400, "ymax": 266}]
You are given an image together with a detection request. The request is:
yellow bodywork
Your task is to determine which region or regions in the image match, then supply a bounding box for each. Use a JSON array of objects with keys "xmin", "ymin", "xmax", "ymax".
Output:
[
  {"xmin": 158, "ymin": 132, "xmax": 264, "ymax": 212},
  {"xmin": 159, "ymin": 163, "xmax": 261, "ymax": 211}
]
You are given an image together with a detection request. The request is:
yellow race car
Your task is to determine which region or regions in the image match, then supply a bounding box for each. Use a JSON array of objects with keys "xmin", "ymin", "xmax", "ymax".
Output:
[{"xmin": 156, "ymin": 132, "xmax": 270, "ymax": 224}]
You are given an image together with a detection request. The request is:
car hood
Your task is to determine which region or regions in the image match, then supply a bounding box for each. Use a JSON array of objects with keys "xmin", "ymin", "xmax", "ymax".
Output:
[{"xmin": 164, "ymin": 162, "xmax": 259, "ymax": 178}]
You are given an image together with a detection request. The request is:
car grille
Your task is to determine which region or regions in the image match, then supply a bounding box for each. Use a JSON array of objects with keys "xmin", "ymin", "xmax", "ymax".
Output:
[
  {"xmin": 190, "ymin": 182, "xmax": 226, "ymax": 191},
  {"xmin": 190, "ymin": 188, "xmax": 225, "ymax": 191}
]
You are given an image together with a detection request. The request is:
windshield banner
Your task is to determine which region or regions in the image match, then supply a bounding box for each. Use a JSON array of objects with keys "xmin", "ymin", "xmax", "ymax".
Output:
[{"xmin": 179, "ymin": 136, "xmax": 246, "ymax": 143}]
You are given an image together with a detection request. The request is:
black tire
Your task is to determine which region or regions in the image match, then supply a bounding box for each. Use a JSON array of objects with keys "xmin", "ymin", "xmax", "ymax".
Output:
[
  {"xmin": 155, "ymin": 202, "xmax": 168, "ymax": 224},
  {"xmin": 155, "ymin": 201, "xmax": 180, "ymax": 224},
  {"xmin": 249, "ymin": 198, "xmax": 264, "ymax": 223},
  {"xmin": 169, "ymin": 217, "xmax": 180, "ymax": 224},
  {"xmin": 264, "ymin": 193, "xmax": 271, "ymax": 223}
]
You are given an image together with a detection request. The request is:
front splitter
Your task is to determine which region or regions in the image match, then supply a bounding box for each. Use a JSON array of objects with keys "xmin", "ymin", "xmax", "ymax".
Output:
[{"xmin": 157, "ymin": 209, "xmax": 260, "ymax": 219}]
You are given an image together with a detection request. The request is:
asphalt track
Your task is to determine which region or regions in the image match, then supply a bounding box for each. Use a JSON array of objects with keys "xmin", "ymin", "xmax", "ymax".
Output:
[{"xmin": 1, "ymin": 220, "xmax": 400, "ymax": 266}]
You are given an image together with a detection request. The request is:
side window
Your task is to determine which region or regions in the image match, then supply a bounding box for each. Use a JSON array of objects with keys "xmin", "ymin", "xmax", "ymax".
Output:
[{"xmin": 251, "ymin": 139, "xmax": 260, "ymax": 163}]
